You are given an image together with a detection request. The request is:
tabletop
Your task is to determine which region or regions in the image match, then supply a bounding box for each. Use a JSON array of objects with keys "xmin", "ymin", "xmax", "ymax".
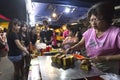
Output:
[
  {"xmin": 28, "ymin": 56, "xmax": 120, "ymax": 80},
  {"xmin": 37, "ymin": 56, "xmax": 104, "ymax": 80}
]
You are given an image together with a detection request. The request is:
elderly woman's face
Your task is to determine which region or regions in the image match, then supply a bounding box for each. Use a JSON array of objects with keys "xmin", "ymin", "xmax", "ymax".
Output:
[{"xmin": 89, "ymin": 14, "xmax": 107, "ymax": 30}]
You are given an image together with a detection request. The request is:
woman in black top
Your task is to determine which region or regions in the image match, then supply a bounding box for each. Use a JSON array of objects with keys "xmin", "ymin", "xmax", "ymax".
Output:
[
  {"xmin": 7, "ymin": 19, "xmax": 29, "ymax": 80},
  {"xmin": 19, "ymin": 21, "xmax": 30, "ymax": 47},
  {"xmin": 30, "ymin": 27, "xmax": 37, "ymax": 45},
  {"xmin": 19, "ymin": 21, "xmax": 31, "ymax": 79}
]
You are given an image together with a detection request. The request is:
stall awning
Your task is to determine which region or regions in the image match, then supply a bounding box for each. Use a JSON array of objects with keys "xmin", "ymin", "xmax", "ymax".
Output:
[{"xmin": 0, "ymin": 14, "xmax": 10, "ymax": 22}]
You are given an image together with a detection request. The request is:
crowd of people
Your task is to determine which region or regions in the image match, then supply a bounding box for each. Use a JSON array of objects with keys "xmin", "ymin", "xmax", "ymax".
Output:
[
  {"xmin": 0, "ymin": 1, "xmax": 120, "ymax": 80},
  {"xmin": 0, "ymin": 18, "xmax": 83, "ymax": 80},
  {"xmin": 0, "ymin": 19, "xmax": 40, "ymax": 80}
]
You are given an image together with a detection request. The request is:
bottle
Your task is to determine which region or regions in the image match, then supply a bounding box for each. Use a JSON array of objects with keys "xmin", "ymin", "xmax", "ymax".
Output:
[{"xmin": 49, "ymin": 45, "xmax": 52, "ymax": 51}]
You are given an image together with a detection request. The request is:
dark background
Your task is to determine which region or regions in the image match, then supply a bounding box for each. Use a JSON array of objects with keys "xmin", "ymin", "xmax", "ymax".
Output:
[
  {"xmin": 0, "ymin": 0, "xmax": 26, "ymax": 21},
  {"xmin": 0, "ymin": 0, "xmax": 120, "ymax": 22}
]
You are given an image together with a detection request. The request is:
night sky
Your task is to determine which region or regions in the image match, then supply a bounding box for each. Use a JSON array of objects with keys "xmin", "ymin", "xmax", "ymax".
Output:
[{"xmin": 0, "ymin": 0, "xmax": 26, "ymax": 21}]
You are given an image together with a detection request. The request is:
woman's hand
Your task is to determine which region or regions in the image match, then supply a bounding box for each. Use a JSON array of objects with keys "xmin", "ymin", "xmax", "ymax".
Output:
[
  {"xmin": 81, "ymin": 59, "xmax": 90, "ymax": 65},
  {"xmin": 90, "ymin": 56, "xmax": 108, "ymax": 63},
  {"xmin": 65, "ymin": 48, "xmax": 72, "ymax": 54},
  {"xmin": 24, "ymin": 47, "xmax": 29, "ymax": 55}
]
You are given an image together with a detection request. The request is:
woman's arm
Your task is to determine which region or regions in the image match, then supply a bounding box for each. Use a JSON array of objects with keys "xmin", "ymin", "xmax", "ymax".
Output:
[
  {"xmin": 15, "ymin": 39, "xmax": 29, "ymax": 54},
  {"xmin": 90, "ymin": 54, "xmax": 120, "ymax": 62},
  {"xmin": 73, "ymin": 36, "xmax": 79, "ymax": 44},
  {"xmin": 107, "ymin": 54, "xmax": 120, "ymax": 61},
  {"xmin": 70, "ymin": 37, "xmax": 85, "ymax": 50},
  {"xmin": 66, "ymin": 37, "xmax": 85, "ymax": 52},
  {"xmin": 62, "ymin": 37, "xmax": 69, "ymax": 45}
]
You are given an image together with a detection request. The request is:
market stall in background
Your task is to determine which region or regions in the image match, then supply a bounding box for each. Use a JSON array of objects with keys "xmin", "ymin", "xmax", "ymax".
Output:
[{"xmin": 0, "ymin": 14, "xmax": 10, "ymax": 29}]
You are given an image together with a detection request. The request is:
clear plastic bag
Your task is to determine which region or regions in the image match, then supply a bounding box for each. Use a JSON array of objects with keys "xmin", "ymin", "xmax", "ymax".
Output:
[{"xmin": 100, "ymin": 73, "xmax": 120, "ymax": 80}]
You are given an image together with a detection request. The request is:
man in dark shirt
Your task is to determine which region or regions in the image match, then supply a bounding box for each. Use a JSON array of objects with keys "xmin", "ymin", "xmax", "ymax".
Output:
[{"xmin": 40, "ymin": 20, "xmax": 53, "ymax": 45}]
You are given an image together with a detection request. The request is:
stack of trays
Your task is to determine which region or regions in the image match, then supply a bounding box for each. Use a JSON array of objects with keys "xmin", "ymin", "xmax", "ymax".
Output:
[
  {"xmin": 80, "ymin": 59, "xmax": 91, "ymax": 71},
  {"xmin": 51, "ymin": 53, "xmax": 74, "ymax": 69}
]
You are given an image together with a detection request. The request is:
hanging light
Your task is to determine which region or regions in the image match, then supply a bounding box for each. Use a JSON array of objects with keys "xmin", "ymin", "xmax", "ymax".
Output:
[
  {"xmin": 64, "ymin": 7, "xmax": 71, "ymax": 13},
  {"xmin": 52, "ymin": 12, "xmax": 57, "ymax": 18},
  {"xmin": 48, "ymin": 18, "xmax": 52, "ymax": 22}
]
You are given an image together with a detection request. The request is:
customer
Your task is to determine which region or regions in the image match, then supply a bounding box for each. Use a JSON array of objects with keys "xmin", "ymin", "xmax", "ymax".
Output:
[
  {"xmin": 66, "ymin": 2, "xmax": 120, "ymax": 74},
  {"xmin": 30, "ymin": 27, "xmax": 37, "ymax": 45},
  {"xmin": 19, "ymin": 21, "xmax": 31, "ymax": 79},
  {"xmin": 62, "ymin": 27, "xmax": 78, "ymax": 50},
  {"xmin": 7, "ymin": 19, "xmax": 29, "ymax": 80},
  {"xmin": 40, "ymin": 20, "xmax": 53, "ymax": 45},
  {"xmin": 62, "ymin": 24, "xmax": 70, "ymax": 39},
  {"xmin": 19, "ymin": 21, "xmax": 30, "ymax": 47}
]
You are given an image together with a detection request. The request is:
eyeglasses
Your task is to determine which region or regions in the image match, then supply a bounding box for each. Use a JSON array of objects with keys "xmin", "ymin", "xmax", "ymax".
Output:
[{"xmin": 89, "ymin": 18, "xmax": 104, "ymax": 23}]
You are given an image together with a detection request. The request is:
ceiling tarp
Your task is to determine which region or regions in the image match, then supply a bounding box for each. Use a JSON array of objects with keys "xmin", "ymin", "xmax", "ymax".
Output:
[
  {"xmin": 32, "ymin": 0, "xmax": 95, "ymax": 8},
  {"xmin": 29, "ymin": 0, "xmax": 120, "ymax": 26}
]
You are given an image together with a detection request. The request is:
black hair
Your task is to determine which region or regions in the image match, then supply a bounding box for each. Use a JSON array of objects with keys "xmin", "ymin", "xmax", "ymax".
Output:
[
  {"xmin": 69, "ymin": 27, "xmax": 77, "ymax": 36},
  {"xmin": 6, "ymin": 18, "xmax": 21, "ymax": 37},
  {"xmin": 19, "ymin": 21, "xmax": 28, "ymax": 33},
  {"xmin": 3, "ymin": 28, "xmax": 7, "ymax": 32},
  {"xmin": 66, "ymin": 24, "xmax": 71, "ymax": 30},
  {"xmin": 43, "ymin": 20, "xmax": 49, "ymax": 25},
  {"xmin": 21, "ymin": 21, "xmax": 27, "ymax": 28},
  {"xmin": 87, "ymin": 2, "xmax": 115, "ymax": 24}
]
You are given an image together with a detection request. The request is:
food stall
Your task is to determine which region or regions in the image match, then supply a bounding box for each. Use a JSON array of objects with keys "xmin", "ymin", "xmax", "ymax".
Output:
[
  {"xmin": 0, "ymin": 14, "xmax": 10, "ymax": 29},
  {"xmin": 28, "ymin": 43, "xmax": 120, "ymax": 80}
]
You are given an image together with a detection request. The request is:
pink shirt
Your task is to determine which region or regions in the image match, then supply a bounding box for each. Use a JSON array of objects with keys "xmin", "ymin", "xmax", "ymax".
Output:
[
  {"xmin": 83, "ymin": 26, "xmax": 120, "ymax": 57},
  {"xmin": 63, "ymin": 30, "xmax": 69, "ymax": 38}
]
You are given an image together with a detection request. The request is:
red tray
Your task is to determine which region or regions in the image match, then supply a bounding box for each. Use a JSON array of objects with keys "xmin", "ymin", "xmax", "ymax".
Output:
[{"xmin": 72, "ymin": 54, "xmax": 85, "ymax": 60}]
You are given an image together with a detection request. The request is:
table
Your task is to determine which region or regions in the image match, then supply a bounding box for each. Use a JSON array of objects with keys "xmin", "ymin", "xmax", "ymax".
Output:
[
  {"xmin": 28, "ymin": 58, "xmax": 41, "ymax": 80},
  {"xmin": 28, "ymin": 56, "xmax": 120, "ymax": 80},
  {"xmin": 37, "ymin": 56, "xmax": 103, "ymax": 80}
]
